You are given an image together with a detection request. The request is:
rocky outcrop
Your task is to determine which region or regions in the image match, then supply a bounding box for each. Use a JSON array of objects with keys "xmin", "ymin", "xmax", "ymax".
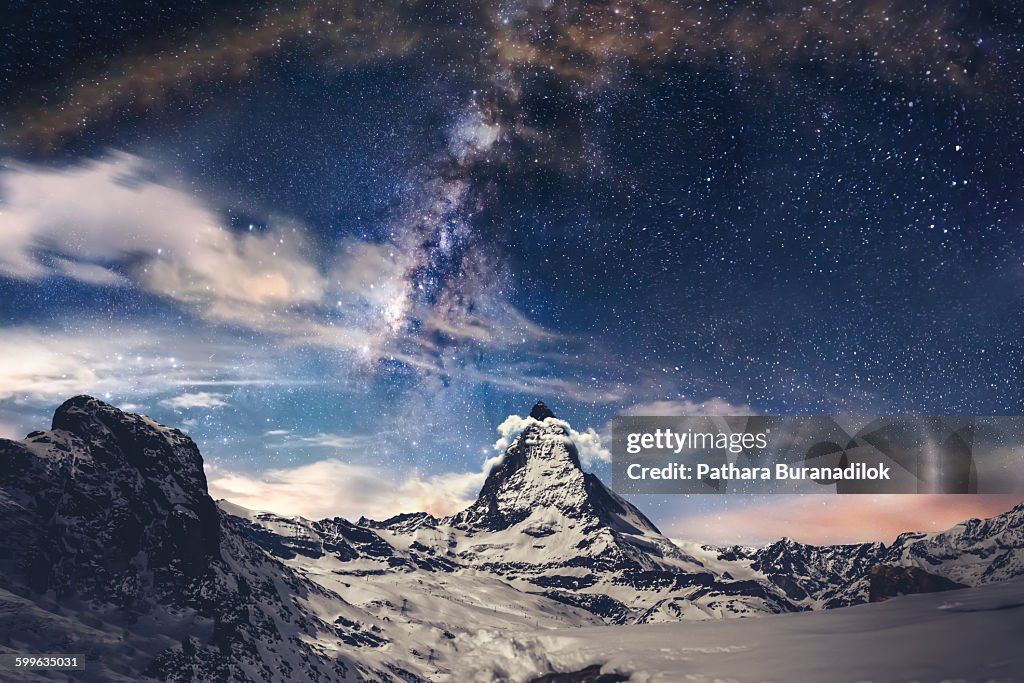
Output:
[
  {"xmin": 868, "ymin": 564, "xmax": 967, "ymax": 602},
  {"xmin": 0, "ymin": 395, "xmax": 220, "ymax": 604}
]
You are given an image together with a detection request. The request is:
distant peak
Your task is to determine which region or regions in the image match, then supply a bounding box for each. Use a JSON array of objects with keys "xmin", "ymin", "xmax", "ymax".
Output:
[{"xmin": 529, "ymin": 401, "xmax": 555, "ymax": 420}]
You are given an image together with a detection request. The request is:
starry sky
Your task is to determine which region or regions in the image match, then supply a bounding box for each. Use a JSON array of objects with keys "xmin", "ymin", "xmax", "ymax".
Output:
[{"xmin": 2, "ymin": 0, "xmax": 1023, "ymax": 544}]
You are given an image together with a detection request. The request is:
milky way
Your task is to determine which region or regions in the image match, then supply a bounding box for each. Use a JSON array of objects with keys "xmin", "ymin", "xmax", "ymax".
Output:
[{"xmin": 1, "ymin": 0, "xmax": 1022, "ymax": 543}]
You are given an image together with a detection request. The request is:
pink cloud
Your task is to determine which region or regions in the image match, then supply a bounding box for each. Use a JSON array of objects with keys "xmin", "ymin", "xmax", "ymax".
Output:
[{"xmin": 668, "ymin": 495, "xmax": 1022, "ymax": 546}]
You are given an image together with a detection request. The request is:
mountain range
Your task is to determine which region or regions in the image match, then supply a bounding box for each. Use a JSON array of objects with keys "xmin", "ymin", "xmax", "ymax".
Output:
[{"xmin": 0, "ymin": 396, "xmax": 1021, "ymax": 681}]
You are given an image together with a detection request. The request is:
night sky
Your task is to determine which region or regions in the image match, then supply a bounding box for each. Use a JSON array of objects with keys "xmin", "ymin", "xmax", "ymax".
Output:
[{"xmin": 2, "ymin": 0, "xmax": 1023, "ymax": 543}]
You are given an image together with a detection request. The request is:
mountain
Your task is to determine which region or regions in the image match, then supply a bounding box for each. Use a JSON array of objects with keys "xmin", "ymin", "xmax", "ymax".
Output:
[
  {"xmin": 358, "ymin": 402, "xmax": 795, "ymax": 621},
  {"xmin": 685, "ymin": 502, "xmax": 1024, "ymax": 610},
  {"xmin": 0, "ymin": 396, "xmax": 419, "ymax": 682},
  {"xmin": 0, "ymin": 396, "xmax": 1022, "ymax": 681},
  {"xmin": 253, "ymin": 401, "xmax": 1024, "ymax": 624},
  {"xmin": 671, "ymin": 537, "xmax": 886, "ymax": 610},
  {"xmin": 881, "ymin": 504, "xmax": 1024, "ymax": 584}
]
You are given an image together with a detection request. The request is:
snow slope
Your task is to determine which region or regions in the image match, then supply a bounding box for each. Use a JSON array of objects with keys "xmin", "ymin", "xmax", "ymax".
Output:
[{"xmin": 459, "ymin": 576, "xmax": 1024, "ymax": 682}]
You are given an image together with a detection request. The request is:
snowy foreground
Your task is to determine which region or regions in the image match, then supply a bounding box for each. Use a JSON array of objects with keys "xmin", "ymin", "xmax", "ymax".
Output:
[
  {"xmin": 459, "ymin": 577, "xmax": 1024, "ymax": 682},
  {"xmin": 1, "ymin": 574, "xmax": 1021, "ymax": 682}
]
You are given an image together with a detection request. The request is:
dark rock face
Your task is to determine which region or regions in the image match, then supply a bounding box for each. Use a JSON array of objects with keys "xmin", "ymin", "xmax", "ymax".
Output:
[
  {"xmin": 529, "ymin": 401, "xmax": 556, "ymax": 420},
  {"xmin": 530, "ymin": 664, "xmax": 630, "ymax": 683},
  {"xmin": 0, "ymin": 396, "xmax": 394, "ymax": 682},
  {"xmin": 540, "ymin": 591, "xmax": 631, "ymax": 624},
  {"xmin": 0, "ymin": 395, "xmax": 221, "ymax": 603},
  {"xmin": 868, "ymin": 564, "xmax": 967, "ymax": 602}
]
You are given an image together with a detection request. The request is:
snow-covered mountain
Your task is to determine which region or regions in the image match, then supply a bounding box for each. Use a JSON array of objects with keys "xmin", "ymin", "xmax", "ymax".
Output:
[
  {"xmin": 0, "ymin": 396, "xmax": 423, "ymax": 681},
  {"xmin": 671, "ymin": 502, "xmax": 1024, "ymax": 610},
  {"xmin": 881, "ymin": 505, "xmax": 1024, "ymax": 585},
  {"xmin": 1, "ymin": 396, "xmax": 1022, "ymax": 681},
  {"xmin": 352, "ymin": 402, "xmax": 797, "ymax": 621}
]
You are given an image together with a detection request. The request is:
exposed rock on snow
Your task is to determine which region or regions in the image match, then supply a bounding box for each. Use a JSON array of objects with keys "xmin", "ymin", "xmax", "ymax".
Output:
[{"xmin": 868, "ymin": 563, "xmax": 967, "ymax": 602}]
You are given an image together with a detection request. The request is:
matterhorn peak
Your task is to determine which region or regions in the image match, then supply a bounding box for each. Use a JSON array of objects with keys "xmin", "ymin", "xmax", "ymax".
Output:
[
  {"xmin": 449, "ymin": 402, "xmax": 655, "ymax": 532},
  {"xmin": 529, "ymin": 400, "xmax": 556, "ymax": 420}
]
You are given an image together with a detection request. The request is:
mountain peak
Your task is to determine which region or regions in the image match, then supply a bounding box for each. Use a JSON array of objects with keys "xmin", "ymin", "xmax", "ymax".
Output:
[
  {"xmin": 448, "ymin": 408, "xmax": 669, "ymax": 536},
  {"xmin": 51, "ymin": 394, "xmax": 109, "ymax": 430},
  {"xmin": 0, "ymin": 396, "xmax": 221, "ymax": 602},
  {"xmin": 529, "ymin": 400, "xmax": 556, "ymax": 420}
]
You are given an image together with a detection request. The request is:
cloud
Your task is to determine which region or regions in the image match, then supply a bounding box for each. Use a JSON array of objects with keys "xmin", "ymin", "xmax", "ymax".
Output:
[
  {"xmin": 10, "ymin": 3, "xmax": 417, "ymax": 149},
  {"xmin": 328, "ymin": 241, "xmax": 411, "ymax": 330},
  {"xmin": 0, "ymin": 324, "xmax": 312, "ymax": 406},
  {"xmin": 622, "ymin": 398, "xmax": 754, "ymax": 417},
  {"xmin": 0, "ymin": 418, "xmax": 26, "ymax": 441},
  {"xmin": 493, "ymin": 413, "xmax": 611, "ymax": 467},
  {"xmin": 0, "ymin": 328, "xmax": 104, "ymax": 403},
  {"xmin": 448, "ymin": 103, "xmax": 504, "ymax": 163},
  {"xmin": 422, "ymin": 299, "xmax": 564, "ymax": 347},
  {"xmin": 260, "ymin": 428, "xmax": 383, "ymax": 452},
  {"xmin": 466, "ymin": 368, "xmax": 626, "ymax": 404},
  {"xmin": 51, "ymin": 257, "xmax": 129, "ymax": 287},
  {"xmin": 143, "ymin": 226, "xmax": 325, "ymax": 314},
  {"xmin": 160, "ymin": 392, "xmax": 228, "ymax": 410},
  {"xmin": 569, "ymin": 425, "xmax": 611, "ymax": 466},
  {"xmin": 8, "ymin": 1, "xmax": 987, "ymax": 150},
  {"xmin": 0, "ymin": 152, "xmax": 560, "ymax": 376},
  {"xmin": 0, "ymin": 153, "xmax": 326, "ymax": 309},
  {"xmin": 665, "ymin": 494, "xmax": 1024, "ymax": 546},
  {"xmin": 291, "ymin": 433, "xmax": 373, "ymax": 450},
  {"xmin": 206, "ymin": 455, "xmax": 502, "ymax": 521},
  {"xmin": 598, "ymin": 397, "xmax": 755, "ymax": 450}
]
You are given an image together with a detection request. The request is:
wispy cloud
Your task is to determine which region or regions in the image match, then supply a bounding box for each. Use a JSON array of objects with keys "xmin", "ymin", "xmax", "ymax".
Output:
[
  {"xmin": 0, "ymin": 329, "xmax": 104, "ymax": 403},
  {"xmin": 291, "ymin": 433, "xmax": 374, "ymax": 450},
  {"xmin": 206, "ymin": 455, "xmax": 501, "ymax": 521},
  {"xmin": 160, "ymin": 391, "xmax": 228, "ymax": 410},
  {"xmin": 621, "ymin": 398, "xmax": 754, "ymax": 417},
  {"xmin": 257, "ymin": 429, "xmax": 377, "ymax": 451},
  {"xmin": 9, "ymin": 0, "xmax": 986, "ymax": 151},
  {"xmin": 51, "ymin": 257, "xmax": 129, "ymax": 287},
  {"xmin": 493, "ymin": 413, "xmax": 611, "ymax": 467},
  {"xmin": 465, "ymin": 368, "xmax": 627, "ymax": 404},
  {"xmin": 0, "ymin": 418, "xmax": 27, "ymax": 441},
  {"xmin": 0, "ymin": 324, "xmax": 309, "ymax": 406},
  {"xmin": 0, "ymin": 152, "xmax": 562, "ymax": 378}
]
